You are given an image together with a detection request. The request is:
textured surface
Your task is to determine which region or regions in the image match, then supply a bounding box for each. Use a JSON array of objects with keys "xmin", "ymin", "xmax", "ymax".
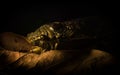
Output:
[{"xmin": 0, "ymin": 49, "xmax": 117, "ymax": 75}]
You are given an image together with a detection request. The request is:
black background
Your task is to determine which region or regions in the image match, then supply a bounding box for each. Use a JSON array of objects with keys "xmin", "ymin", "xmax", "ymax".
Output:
[{"xmin": 0, "ymin": 2, "xmax": 116, "ymax": 35}]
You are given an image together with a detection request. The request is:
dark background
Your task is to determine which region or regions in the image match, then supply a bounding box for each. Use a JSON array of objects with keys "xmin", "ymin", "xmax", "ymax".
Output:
[{"xmin": 0, "ymin": 2, "xmax": 115, "ymax": 35}]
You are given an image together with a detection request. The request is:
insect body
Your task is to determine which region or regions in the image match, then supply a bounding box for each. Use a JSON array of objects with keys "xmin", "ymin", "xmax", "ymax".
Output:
[{"xmin": 27, "ymin": 20, "xmax": 81, "ymax": 51}]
